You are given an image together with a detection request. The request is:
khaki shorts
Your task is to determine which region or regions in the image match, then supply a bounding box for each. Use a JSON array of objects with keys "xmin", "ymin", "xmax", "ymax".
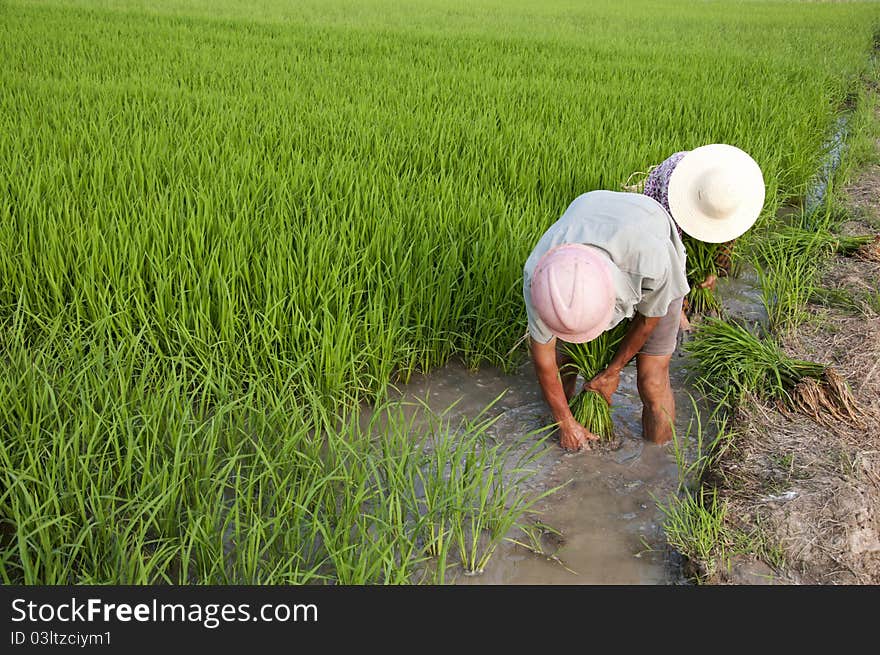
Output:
[
  {"xmin": 639, "ymin": 296, "xmax": 684, "ymax": 356},
  {"xmin": 551, "ymin": 296, "xmax": 684, "ymax": 359}
]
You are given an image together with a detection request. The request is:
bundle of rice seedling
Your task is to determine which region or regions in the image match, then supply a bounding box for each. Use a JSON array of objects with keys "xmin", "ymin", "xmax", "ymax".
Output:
[
  {"xmin": 834, "ymin": 233, "xmax": 875, "ymax": 255},
  {"xmin": 564, "ymin": 320, "xmax": 630, "ymax": 440},
  {"xmin": 685, "ymin": 317, "xmax": 861, "ymax": 425},
  {"xmin": 760, "ymin": 225, "xmax": 874, "ymax": 259},
  {"xmin": 789, "ymin": 368, "xmax": 863, "ymax": 427},
  {"xmin": 620, "ymin": 167, "xmax": 656, "ymax": 193},
  {"xmin": 682, "ymin": 235, "xmax": 723, "ymax": 316}
]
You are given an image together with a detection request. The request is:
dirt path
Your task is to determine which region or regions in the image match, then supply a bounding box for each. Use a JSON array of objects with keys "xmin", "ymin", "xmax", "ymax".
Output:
[{"xmin": 706, "ymin": 141, "xmax": 880, "ymax": 585}]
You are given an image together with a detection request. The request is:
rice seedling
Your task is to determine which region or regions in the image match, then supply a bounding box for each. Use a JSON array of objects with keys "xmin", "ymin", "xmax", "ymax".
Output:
[
  {"xmin": 456, "ymin": 447, "xmax": 559, "ymax": 576},
  {"xmin": 656, "ymin": 487, "xmax": 728, "ymax": 581},
  {"xmin": 752, "ymin": 202, "xmax": 875, "ymax": 331},
  {"xmin": 760, "ymin": 224, "xmax": 873, "ymax": 260},
  {"xmin": 506, "ymin": 521, "xmax": 574, "ymax": 573},
  {"xmin": 685, "ymin": 317, "xmax": 861, "ymax": 425},
  {"xmin": 853, "ymin": 235, "xmax": 880, "ymax": 262},
  {"xmin": 752, "ymin": 227, "xmax": 824, "ymax": 331},
  {"xmin": 808, "ymin": 286, "xmax": 867, "ymax": 315},
  {"xmin": 669, "ymin": 397, "xmax": 735, "ymax": 493},
  {"xmin": 564, "ymin": 321, "xmax": 630, "ymax": 440},
  {"xmin": 683, "ymin": 236, "xmax": 725, "ymax": 316}
]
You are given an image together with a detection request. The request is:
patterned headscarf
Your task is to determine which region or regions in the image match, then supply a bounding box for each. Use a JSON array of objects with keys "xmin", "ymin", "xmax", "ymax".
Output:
[{"xmin": 643, "ymin": 151, "xmax": 688, "ymax": 233}]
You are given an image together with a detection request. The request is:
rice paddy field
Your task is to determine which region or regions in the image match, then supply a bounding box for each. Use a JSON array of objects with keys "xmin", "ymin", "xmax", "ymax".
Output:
[{"xmin": 2, "ymin": 0, "xmax": 879, "ymax": 584}]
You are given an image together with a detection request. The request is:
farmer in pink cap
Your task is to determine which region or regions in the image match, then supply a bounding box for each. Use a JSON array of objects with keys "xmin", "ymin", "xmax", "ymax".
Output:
[
  {"xmin": 524, "ymin": 145, "xmax": 764, "ymax": 451},
  {"xmin": 524, "ymin": 191, "xmax": 689, "ymax": 450}
]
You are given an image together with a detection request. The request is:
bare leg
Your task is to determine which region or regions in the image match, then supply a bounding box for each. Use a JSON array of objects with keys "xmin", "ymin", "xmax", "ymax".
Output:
[
  {"xmin": 679, "ymin": 310, "xmax": 691, "ymax": 333},
  {"xmin": 636, "ymin": 353, "xmax": 675, "ymax": 444}
]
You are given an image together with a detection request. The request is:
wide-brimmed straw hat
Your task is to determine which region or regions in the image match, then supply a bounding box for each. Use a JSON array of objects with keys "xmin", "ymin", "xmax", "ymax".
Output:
[
  {"xmin": 667, "ymin": 144, "xmax": 765, "ymax": 243},
  {"xmin": 530, "ymin": 244, "xmax": 615, "ymax": 344}
]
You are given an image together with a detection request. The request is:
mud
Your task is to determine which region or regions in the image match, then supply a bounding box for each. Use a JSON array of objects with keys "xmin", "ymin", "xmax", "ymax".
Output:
[
  {"xmin": 377, "ymin": 343, "xmax": 715, "ymax": 584},
  {"xmin": 715, "ymin": 265, "xmax": 768, "ymax": 327},
  {"xmin": 705, "ymin": 141, "xmax": 880, "ymax": 585}
]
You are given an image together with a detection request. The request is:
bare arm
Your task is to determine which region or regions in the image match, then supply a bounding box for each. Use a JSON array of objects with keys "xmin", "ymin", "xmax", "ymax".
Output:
[
  {"xmin": 530, "ymin": 337, "xmax": 597, "ymax": 451},
  {"xmin": 586, "ymin": 313, "xmax": 662, "ymax": 404}
]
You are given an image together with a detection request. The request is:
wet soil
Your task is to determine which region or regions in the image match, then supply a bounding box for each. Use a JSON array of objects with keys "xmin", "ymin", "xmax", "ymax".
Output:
[
  {"xmin": 382, "ymin": 359, "xmax": 687, "ymax": 584},
  {"xmin": 704, "ymin": 155, "xmax": 880, "ymax": 585}
]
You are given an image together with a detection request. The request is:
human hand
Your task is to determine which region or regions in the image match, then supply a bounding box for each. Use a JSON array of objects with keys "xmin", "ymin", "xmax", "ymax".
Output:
[
  {"xmin": 585, "ymin": 367, "xmax": 620, "ymax": 406},
  {"xmin": 558, "ymin": 419, "xmax": 598, "ymax": 452},
  {"xmin": 699, "ymin": 274, "xmax": 718, "ymax": 292}
]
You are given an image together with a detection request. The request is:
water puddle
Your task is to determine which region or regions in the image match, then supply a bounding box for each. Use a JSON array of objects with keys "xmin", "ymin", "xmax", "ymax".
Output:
[
  {"xmin": 366, "ymin": 264, "xmax": 772, "ymax": 585},
  {"xmin": 805, "ymin": 115, "xmax": 848, "ymax": 215},
  {"xmin": 376, "ymin": 353, "xmax": 701, "ymax": 584},
  {"xmin": 715, "ymin": 264, "xmax": 768, "ymax": 327}
]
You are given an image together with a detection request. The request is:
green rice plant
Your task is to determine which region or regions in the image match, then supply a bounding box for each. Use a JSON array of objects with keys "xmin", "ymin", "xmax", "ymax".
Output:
[
  {"xmin": 669, "ymin": 396, "xmax": 734, "ymax": 493},
  {"xmin": 761, "ymin": 224, "xmax": 872, "ymax": 259},
  {"xmin": 753, "ymin": 228, "xmax": 873, "ymax": 331},
  {"xmin": 443, "ymin": 421, "xmax": 558, "ymax": 576},
  {"xmin": 728, "ymin": 518, "xmax": 787, "ymax": 574},
  {"xmin": 656, "ymin": 487, "xmax": 728, "ymax": 581},
  {"xmin": 0, "ymin": 315, "xmax": 553, "ymax": 584},
  {"xmin": 2, "ymin": 0, "xmax": 879, "ymax": 584},
  {"xmin": 682, "ymin": 235, "xmax": 724, "ymax": 316},
  {"xmin": 751, "ymin": 227, "xmax": 823, "ymax": 331},
  {"xmin": 834, "ymin": 234, "xmax": 876, "ymax": 255},
  {"xmin": 657, "ymin": 487, "xmax": 786, "ymax": 581},
  {"xmin": 808, "ymin": 286, "xmax": 865, "ymax": 314},
  {"xmin": 568, "ymin": 392, "xmax": 614, "ymax": 440},
  {"xmin": 685, "ymin": 317, "xmax": 860, "ymax": 425},
  {"xmin": 564, "ymin": 321, "xmax": 630, "ymax": 440},
  {"xmin": 506, "ymin": 521, "xmax": 576, "ymax": 574},
  {"xmin": 685, "ymin": 317, "xmax": 824, "ymax": 402}
]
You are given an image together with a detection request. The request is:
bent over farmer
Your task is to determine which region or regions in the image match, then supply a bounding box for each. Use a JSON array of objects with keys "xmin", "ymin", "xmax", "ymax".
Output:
[
  {"xmin": 523, "ymin": 191, "xmax": 689, "ymax": 450},
  {"xmin": 524, "ymin": 144, "xmax": 765, "ymax": 451}
]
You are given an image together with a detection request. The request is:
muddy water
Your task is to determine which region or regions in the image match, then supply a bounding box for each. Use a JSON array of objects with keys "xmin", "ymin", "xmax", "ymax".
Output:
[
  {"xmin": 716, "ymin": 264, "xmax": 768, "ymax": 327},
  {"xmin": 382, "ymin": 355, "xmax": 696, "ymax": 584},
  {"xmin": 375, "ymin": 272, "xmax": 765, "ymax": 585},
  {"xmin": 805, "ymin": 115, "xmax": 848, "ymax": 215}
]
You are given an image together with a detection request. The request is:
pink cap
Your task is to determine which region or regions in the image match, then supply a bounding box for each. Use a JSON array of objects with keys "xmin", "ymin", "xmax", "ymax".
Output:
[{"xmin": 530, "ymin": 244, "xmax": 615, "ymax": 343}]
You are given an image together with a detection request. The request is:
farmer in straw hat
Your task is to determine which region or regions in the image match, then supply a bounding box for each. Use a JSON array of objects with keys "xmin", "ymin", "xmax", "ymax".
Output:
[
  {"xmin": 524, "ymin": 144, "xmax": 764, "ymax": 450},
  {"xmin": 642, "ymin": 146, "xmax": 745, "ymax": 330}
]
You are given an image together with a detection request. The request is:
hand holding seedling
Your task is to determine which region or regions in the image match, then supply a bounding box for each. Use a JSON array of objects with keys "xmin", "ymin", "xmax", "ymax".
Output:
[
  {"xmin": 558, "ymin": 418, "xmax": 598, "ymax": 452},
  {"xmin": 585, "ymin": 367, "xmax": 620, "ymax": 406},
  {"xmin": 699, "ymin": 274, "xmax": 717, "ymax": 292}
]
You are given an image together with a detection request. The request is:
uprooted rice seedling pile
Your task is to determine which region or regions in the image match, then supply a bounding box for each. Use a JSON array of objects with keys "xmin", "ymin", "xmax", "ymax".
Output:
[
  {"xmin": 854, "ymin": 235, "xmax": 880, "ymax": 261},
  {"xmin": 761, "ymin": 224, "xmax": 874, "ymax": 259},
  {"xmin": 685, "ymin": 317, "xmax": 862, "ymax": 426},
  {"xmin": 2, "ymin": 0, "xmax": 878, "ymax": 583}
]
